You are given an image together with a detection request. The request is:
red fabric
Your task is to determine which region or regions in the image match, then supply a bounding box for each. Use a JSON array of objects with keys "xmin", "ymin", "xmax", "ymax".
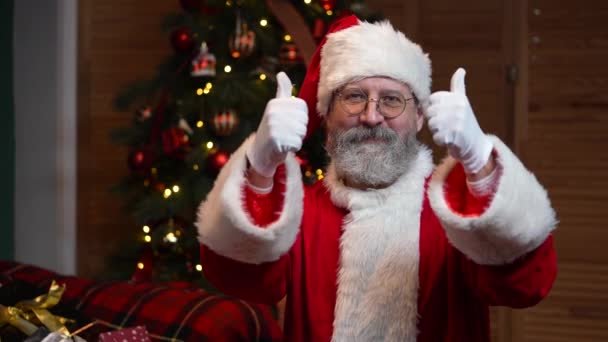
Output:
[
  {"xmin": 244, "ymin": 165, "xmax": 287, "ymax": 227},
  {"xmin": 200, "ymin": 166, "xmax": 557, "ymax": 341},
  {"xmin": 0, "ymin": 261, "xmax": 282, "ymax": 342},
  {"xmin": 298, "ymin": 15, "xmax": 360, "ymax": 140}
]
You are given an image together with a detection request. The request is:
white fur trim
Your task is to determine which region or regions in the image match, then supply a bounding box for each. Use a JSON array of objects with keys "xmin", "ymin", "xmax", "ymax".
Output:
[
  {"xmin": 317, "ymin": 20, "xmax": 432, "ymax": 117},
  {"xmin": 196, "ymin": 135, "xmax": 304, "ymax": 264},
  {"xmin": 325, "ymin": 147, "xmax": 434, "ymax": 342},
  {"xmin": 428, "ymin": 135, "xmax": 557, "ymax": 265}
]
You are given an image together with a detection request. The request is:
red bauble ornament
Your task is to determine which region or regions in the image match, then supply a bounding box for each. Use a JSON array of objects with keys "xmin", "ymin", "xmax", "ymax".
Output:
[
  {"xmin": 171, "ymin": 27, "xmax": 196, "ymax": 53},
  {"xmin": 320, "ymin": 0, "xmax": 336, "ymax": 11},
  {"xmin": 212, "ymin": 110, "xmax": 239, "ymax": 136},
  {"xmin": 279, "ymin": 41, "xmax": 303, "ymax": 66},
  {"xmin": 161, "ymin": 127, "xmax": 190, "ymax": 159},
  {"xmin": 128, "ymin": 147, "xmax": 156, "ymax": 172},
  {"xmin": 208, "ymin": 149, "xmax": 229, "ymax": 173},
  {"xmin": 229, "ymin": 13, "xmax": 256, "ymax": 58}
]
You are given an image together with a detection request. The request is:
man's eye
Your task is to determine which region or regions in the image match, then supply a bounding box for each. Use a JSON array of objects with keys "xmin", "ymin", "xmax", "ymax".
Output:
[
  {"xmin": 344, "ymin": 92, "xmax": 366, "ymax": 102},
  {"xmin": 382, "ymin": 95, "xmax": 404, "ymax": 106}
]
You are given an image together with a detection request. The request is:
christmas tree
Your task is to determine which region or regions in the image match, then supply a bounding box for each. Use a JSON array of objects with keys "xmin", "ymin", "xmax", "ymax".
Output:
[{"xmin": 109, "ymin": 0, "xmax": 380, "ymax": 288}]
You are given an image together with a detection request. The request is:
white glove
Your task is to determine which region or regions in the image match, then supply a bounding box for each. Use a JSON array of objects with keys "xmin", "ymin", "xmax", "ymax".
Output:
[
  {"xmin": 425, "ymin": 68, "xmax": 493, "ymax": 174},
  {"xmin": 246, "ymin": 72, "xmax": 308, "ymax": 177}
]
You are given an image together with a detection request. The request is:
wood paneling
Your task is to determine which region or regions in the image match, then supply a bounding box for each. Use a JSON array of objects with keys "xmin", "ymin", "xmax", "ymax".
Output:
[
  {"xmin": 76, "ymin": 0, "xmax": 178, "ymax": 277},
  {"xmin": 518, "ymin": 1, "xmax": 608, "ymax": 340}
]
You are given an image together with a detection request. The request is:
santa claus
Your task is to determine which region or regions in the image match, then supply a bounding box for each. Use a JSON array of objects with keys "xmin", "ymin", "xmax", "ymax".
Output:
[{"xmin": 196, "ymin": 15, "xmax": 557, "ymax": 342}]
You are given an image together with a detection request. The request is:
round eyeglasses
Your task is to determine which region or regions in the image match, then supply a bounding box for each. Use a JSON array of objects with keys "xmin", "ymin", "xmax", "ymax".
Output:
[{"xmin": 335, "ymin": 88, "xmax": 415, "ymax": 118}]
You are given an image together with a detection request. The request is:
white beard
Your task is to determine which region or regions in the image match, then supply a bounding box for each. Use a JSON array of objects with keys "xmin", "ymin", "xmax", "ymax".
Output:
[{"xmin": 326, "ymin": 126, "xmax": 422, "ymax": 188}]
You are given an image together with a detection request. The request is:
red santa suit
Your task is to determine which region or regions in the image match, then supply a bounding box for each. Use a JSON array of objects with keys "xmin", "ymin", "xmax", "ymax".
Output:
[{"xmin": 196, "ymin": 135, "xmax": 557, "ymax": 342}]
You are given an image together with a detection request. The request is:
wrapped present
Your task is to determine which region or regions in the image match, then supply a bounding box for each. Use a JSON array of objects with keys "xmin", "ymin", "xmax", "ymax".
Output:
[{"xmin": 99, "ymin": 325, "xmax": 150, "ymax": 342}]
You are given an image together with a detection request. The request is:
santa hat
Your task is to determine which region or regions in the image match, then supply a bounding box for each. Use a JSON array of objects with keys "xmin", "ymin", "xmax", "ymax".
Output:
[{"xmin": 298, "ymin": 15, "xmax": 432, "ymax": 138}]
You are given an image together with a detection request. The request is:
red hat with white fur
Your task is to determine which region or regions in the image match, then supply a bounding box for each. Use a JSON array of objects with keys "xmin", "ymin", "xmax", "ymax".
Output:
[{"xmin": 298, "ymin": 15, "xmax": 432, "ymax": 138}]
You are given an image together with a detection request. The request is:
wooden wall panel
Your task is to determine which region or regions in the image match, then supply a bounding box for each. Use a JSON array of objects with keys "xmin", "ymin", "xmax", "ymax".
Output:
[
  {"xmin": 518, "ymin": 1, "xmax": 608, "ymax": 340},
  {"xmin": 77, "ymin": 0, "xmax": 178, "ymax": 277}
]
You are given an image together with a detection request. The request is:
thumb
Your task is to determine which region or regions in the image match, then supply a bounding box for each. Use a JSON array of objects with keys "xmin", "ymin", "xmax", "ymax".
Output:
[
  {"xmin": 275, "ymin": 71, "xmax": 293, "ymax": 98},
  {"xmin": 450, "ymin": 68, "xmax": 467, "ymax": 95}
]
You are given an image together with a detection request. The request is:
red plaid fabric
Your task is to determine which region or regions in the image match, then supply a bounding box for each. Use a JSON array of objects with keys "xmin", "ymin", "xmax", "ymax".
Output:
[{"xmin": 0, "ymin": 261, "xmax": 282, "ymax": 341}]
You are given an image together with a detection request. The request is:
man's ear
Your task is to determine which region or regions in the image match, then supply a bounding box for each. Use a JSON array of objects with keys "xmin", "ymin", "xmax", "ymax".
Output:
[{"xmin": 416, "ymin": 107, "xmax": 424, "ymax": 132}]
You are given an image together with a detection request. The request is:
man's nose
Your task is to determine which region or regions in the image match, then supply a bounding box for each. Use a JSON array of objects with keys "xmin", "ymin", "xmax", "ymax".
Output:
[{"xmin": 360, "ymin": 99, "xmax": 384, "ymax": 127}]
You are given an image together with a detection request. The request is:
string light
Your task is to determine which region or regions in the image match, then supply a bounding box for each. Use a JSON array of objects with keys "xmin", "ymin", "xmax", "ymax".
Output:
[
  {"xmin": 304, "ymin": 0, "xmax": 312, "ymax": 4},
  {"xmin": 172, "ymin": 185, "xmax": 180, "ymax": 193},
  {"xmin": 326, "ymin": 10, "xmax": 333, "ymax": 16},
  {"xmin": 142, "ymin": 225, "xmax": 150, "ymax": 233},
  {"xmin": 205, "ymin": 82, "xmax": 213, "ymax": 90},
  {"xmin": 143, "ymin": 180, "xmax": 150, "ymax": 187},
  {"xmin": 225, "ymin": 0, "xmax": 232, "ymax": 6},
  {"xmin": 315, "ymin": 169, "xmax": 323, "ymax": 176},
  {"xmin": 259, "ymin": 73, "xmax": 267, "ymax": 80},
  {"xmin": 137, "ymin": 262, "xmax": 144, "ymax": 269},
  {"xmin": 193, "ymin": 164, "xmax": 199, "ymax": 171},
  {"xmin": 163, "ymin": 189, "xmax": 172, "ymax": 198},
  {"xmin": 151, "ymin": 168, "xmax": 157, "ymax": 175},
  {"xmin": 195, "ymin": 264, "xmax": 203, "ymax": 272},
  {"xmin": 224, "ymin": 65, "xmax": 232, "ymax": 73},
  {"xmin": 260, "ymin": 19, "xmax": 268, "ymax": 27},
  {"xmin": 284, "ymin": 34, "xmax": 292, "ymax": 42},
  {"xmin": 196, "ymin": 120, "xmax": 204, "ymax": 128},
  {"xmin": 196, "ymin": 88, "xmax": 203, "ymax": 95},
  {"xmin": 144, "ymin": 235, "xmax": 152, "ymax": 243},
  {"xmin": 165, "ymin": 232, "xmax": 178, "ymax": 243},
  {"xmin": 203, "ymin": 88, "xmax": 210, "ymax": 94},
  {"xmin": 206, "ymin": 141, "xmax": 214, "ymax": 150},
  {"xmin": 305, "ymin": 170, "xmax": 312, "ymax": 177}
]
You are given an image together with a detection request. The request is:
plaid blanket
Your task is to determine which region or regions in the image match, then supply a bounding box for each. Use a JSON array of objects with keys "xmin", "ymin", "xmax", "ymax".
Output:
[{"xmin": 0, "ymin": 261, "xmax": 282, "ymax": 341}]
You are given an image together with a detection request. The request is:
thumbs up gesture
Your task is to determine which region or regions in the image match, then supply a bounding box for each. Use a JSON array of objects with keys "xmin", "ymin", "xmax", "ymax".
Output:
[
  {"xmin": 246, "ymin": 72, "xmax": 308, "ymax": 177},
  {"xmin": 425, "ymin": 68, "xmax": 493, "ymax": 174}
]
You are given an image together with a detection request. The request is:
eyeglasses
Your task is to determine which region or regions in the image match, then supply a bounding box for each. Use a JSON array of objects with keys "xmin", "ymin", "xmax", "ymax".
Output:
[{"xmin": 335, "ymin": 88, "xmax": 415, "ymax": 118}]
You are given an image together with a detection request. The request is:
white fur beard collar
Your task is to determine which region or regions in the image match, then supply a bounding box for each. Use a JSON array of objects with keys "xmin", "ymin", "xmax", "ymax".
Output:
[{"xmin": 323, "ymin": 146, "xmax": 433, "ymax": 342}]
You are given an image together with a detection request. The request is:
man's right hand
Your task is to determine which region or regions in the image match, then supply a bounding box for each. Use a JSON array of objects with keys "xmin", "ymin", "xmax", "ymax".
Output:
[{"xmin": 246, "ymin": 72, "xmax": 308, "ymax": 178}]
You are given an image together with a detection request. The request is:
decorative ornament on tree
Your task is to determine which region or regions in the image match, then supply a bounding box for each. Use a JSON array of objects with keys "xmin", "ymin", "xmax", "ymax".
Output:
[
  {"xmin": 212, "ymin": 109, "xmax": 239, "ymax": 136},
  {"xmin": 128, "ymin": 147, "xmax": 156, "ymax": 172},
  {"xmin": 208, "ymin": 148, "xmax": 230, "ymax": 173},
  {"xmin": 229, "ymin": 12, "xmax": 256, "ymax": 58},
  {"xmin": 171, "ymin": 26, "xmax": 196, "ymax": 53},
  {"xmin": 320, "ymin": 0, "xmax": 336, "ymax": 11},
  {"xmin": 136, "ymin": 106, "xmax": 153, "ymax": 122},
  {"xmin": 191, "ymin": 42, "xmax": 216, "ymax": 77},
  {"xmin": 279, "ymin": 41, "xmax": 303, "ymax": 66},
  {"xmin": 178, "ymin": 117, "xmax": 194, "ymax": 135},
  {"xmin": 161, "ymin": 127, "xmax": 191, "ymax": 159}
]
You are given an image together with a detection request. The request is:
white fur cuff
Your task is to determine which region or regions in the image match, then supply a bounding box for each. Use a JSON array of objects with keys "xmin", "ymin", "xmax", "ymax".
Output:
[
  {"xmin": 196, "ymin": 134, "xmax": 304, "ymax": 264},
  {"xmin": 428, "ymin": 135, "xmax": 557, "ymax": 265}
]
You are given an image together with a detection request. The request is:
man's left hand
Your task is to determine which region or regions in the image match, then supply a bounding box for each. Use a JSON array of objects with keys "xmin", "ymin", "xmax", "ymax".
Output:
[{"xmin": 425, "ymin": 68, "xmax": 493, "ymax": 174}]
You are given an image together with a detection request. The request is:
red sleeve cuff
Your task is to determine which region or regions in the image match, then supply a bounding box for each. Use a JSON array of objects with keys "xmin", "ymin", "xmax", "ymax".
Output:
[
  {"xmin": 443, "ymin": 163, "xmax": 492, "ymax": 217},
  {"xmin": 243, "ymin": 165, "xmax": 287, "ymax": 227}
]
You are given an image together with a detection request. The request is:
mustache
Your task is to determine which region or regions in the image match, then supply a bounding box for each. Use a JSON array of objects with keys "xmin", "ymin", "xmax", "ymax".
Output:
[{"xmin": 336, "ymin": 126, "xmax": 399, "ymax": 145}]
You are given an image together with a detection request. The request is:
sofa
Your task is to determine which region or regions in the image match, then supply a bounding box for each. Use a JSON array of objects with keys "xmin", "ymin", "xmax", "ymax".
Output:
[{"xmin": 0, "ymin": 261, "xmax": 282, "ymax": 341}]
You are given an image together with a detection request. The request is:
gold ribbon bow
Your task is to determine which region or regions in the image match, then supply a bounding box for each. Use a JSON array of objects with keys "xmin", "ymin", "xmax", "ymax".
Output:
[{"xmin": 0, "ymin": 280, "xmax": 73, "ymax": 337}]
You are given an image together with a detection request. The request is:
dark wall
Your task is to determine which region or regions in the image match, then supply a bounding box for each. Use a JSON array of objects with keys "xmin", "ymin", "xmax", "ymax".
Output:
[{"xmin": 0, "ymin": 0, "xmax": 14, "ymax": 260}]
